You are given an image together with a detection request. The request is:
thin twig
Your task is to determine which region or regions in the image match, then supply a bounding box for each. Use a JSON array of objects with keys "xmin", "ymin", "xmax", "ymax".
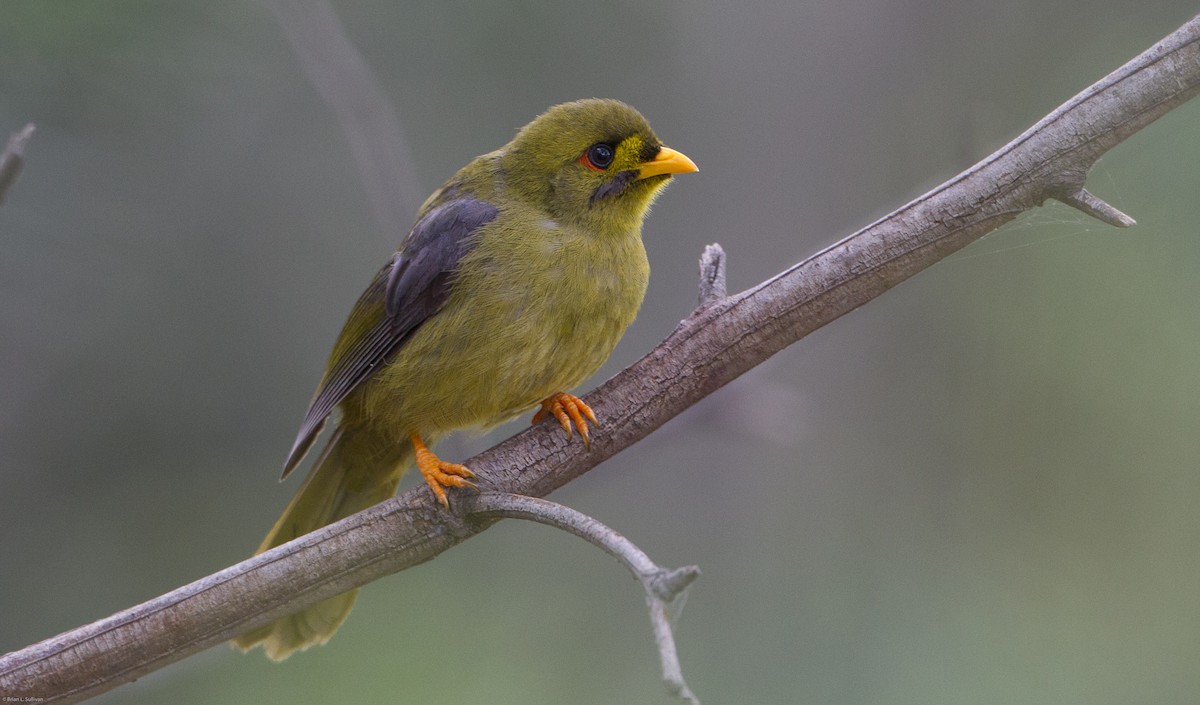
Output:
[
  {"xmin": 3, "ymin": 14, "xmax": 1200, "ymax": 704},
  {"xmin": 698, "ymin": 243, "xmax": 727, "ymax": 307},
  {"xmin": 0, "ymin": 123, "xmax": 35, "ymax": 206},
  {"xmin": 265, "ymin": 0, "xmax": 423, "ymax": 234},
  {"xmin": 468, "ymin": 493, "xmax": 701, "ymax": 704},
  {"xmin": 1059, "ymin": 187, "xmax": 1136, "ymax": 227}
]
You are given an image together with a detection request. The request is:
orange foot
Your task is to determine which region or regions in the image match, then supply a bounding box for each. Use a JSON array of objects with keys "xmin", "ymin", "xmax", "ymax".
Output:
[
  {"xmin": 411, "ymin": 434, "xmax": 476, "ymax": 509},
  {"xmin": 532, "ymin": 392, "xmax": 599, "ymax": 448}
]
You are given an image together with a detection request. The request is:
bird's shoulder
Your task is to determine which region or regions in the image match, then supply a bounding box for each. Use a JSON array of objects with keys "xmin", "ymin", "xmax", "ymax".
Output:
[
  {"xmin": 415, "ymin": 151, "xmax": 504, "ymax": 216},
  {"xmin": 280, "ymin": 192, "xmax": 500, "ymax": 478}
]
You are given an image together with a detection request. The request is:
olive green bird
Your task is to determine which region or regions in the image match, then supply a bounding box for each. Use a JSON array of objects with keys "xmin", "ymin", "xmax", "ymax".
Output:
[{"xmin": 232, "ymin": 99, "xmax": 697, "ymax": 660}]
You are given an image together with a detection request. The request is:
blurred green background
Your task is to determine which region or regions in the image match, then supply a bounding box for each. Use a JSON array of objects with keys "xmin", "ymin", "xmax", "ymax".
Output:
[{"xmin": 3, "ymin": 2, "xmax": 1200, "ymax": 704}]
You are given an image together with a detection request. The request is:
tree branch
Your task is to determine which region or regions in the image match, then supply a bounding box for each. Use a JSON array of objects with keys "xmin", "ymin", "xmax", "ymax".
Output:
[
  {"xmin": 468, "ymin": 493, "xmax": 701, "ymax": 704},
  {"xmin": 3, "ymin": 14, "xmax": 1200, "ymax": 703}
]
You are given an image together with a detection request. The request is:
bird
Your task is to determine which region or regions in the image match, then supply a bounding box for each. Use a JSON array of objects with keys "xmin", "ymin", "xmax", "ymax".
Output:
[{"xmin": 232, "ymin": 99, "xmax": 697, "ymax": 660}]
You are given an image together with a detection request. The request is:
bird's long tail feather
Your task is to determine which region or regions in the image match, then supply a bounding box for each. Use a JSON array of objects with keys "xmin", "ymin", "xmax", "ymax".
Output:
[{"xmin": 231, "ymin": 427, "xmax": 411, "ymax": 660}]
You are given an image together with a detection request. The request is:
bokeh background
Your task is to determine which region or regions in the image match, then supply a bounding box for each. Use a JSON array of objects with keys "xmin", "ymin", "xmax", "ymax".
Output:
[{"xmin": 4, "ymin": 2, "xmax": 1200, "ymax": 704}]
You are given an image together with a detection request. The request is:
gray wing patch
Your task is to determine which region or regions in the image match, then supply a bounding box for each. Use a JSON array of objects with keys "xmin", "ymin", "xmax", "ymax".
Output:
[{"xmin": 281, "ymin": 198, "xmax": 500, "ymax": 478}]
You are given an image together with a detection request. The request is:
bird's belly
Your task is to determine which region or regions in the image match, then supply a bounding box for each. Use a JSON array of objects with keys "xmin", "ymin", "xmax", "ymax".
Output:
[{"xmin": 359, "ymin": 245, "xmax": 646, "ymax": 437}]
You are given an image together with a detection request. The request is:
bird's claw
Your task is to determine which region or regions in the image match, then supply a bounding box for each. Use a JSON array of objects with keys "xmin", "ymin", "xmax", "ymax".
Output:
[
  {"xmin": 533, "ymin": 392, "xmax": 598, "ymax": 448},
  {"xmin": 411, "ymin": 434, "xmax": 476, "ymax": 509}
]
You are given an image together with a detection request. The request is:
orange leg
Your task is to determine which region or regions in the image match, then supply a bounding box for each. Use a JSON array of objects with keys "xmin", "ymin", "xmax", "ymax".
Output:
[
  {"xmin": 411, "ymin": 434, "xmax": 476, "ymax": 509},
  {"xmin": 532, "ymin": 392, "xmax": 599, "ymax": 448}
]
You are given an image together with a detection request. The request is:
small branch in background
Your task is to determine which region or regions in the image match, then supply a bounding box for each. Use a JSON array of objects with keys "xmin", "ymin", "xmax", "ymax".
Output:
[
  {"xmin": 697, "ymin": 243, "xmax": 727, "ymax": 307},
  {"xmin": 0, "ymin": 123, "xmax": 35, "ymax": 206},
  {"xmin": 467, "ymin": 493, "xmax": 701, "ymax": 705},
  {"xmin": 265, "ymin": 0, "xmax": 424, "ymax": 236}
]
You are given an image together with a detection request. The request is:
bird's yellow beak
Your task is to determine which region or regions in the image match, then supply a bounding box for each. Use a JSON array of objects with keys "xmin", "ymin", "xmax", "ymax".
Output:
[{"xmin": 637, "ymin": 146, "xmax": 699, "ymax": 179}]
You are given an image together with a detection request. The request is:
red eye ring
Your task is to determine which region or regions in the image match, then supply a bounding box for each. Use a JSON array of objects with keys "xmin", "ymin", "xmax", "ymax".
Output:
[
  {"xmin": 579, "ymin": 142, "xmax": 615, "ymax": 171},
  {"xmin": 578, "ymin": 153, "xmax": 604, "ymax": 171}
]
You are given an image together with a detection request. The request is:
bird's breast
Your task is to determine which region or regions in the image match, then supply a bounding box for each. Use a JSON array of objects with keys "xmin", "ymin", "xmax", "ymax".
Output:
[
  {"xmin": 365, "ymin": 220, "xmax": 649, "ymax": 434},
  {"xmin": 479, "ymin": 223, "xmax": 650, "ymax": 412}
]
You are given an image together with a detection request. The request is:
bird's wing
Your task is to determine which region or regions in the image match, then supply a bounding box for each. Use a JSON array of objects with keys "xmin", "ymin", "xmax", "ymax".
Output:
[{"xmin": 281, "ymin": 197, "xmax": 500, "ymax": 478}]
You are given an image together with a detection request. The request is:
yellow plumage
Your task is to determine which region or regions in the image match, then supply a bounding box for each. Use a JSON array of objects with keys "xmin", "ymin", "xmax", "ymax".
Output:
[{"xmin": 233, "ymin": 99, "xmax": 696, "ymax": 659}]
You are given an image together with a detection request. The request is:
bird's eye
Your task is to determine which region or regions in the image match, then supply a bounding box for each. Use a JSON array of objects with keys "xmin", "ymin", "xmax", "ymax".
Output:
[{"xmin": 581, "ymin": 143, "xmax": 615, "ymax": 171}]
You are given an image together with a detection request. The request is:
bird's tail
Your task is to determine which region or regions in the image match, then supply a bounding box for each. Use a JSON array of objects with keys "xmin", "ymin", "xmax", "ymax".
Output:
[{"xmin": 231, "ymin": 426, "xmax": 412, "ymax": 661}]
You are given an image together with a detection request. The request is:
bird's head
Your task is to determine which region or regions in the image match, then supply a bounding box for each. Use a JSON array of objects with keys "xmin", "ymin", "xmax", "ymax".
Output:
[{"xmin": 500, "ymin": 99, "xmax": 698, "ymax": 234}]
